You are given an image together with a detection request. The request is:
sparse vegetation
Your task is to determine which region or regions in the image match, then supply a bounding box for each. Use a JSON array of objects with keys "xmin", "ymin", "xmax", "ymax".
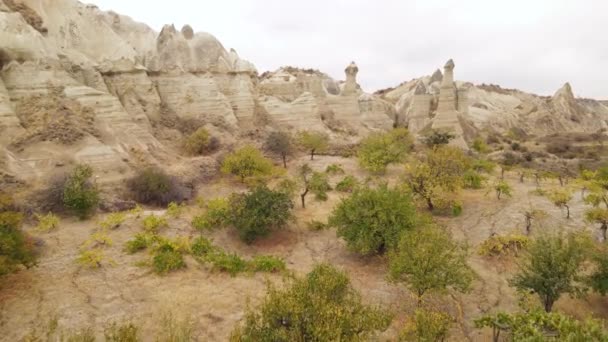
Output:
[
  {"xmin": 400, "ymin": 309, "xmax": 453, "ymax": 342},
  {"xmin": 98, "ymin": 212, "xmax": 126, "ymax": 230},
  {"xmin": 34, "ymin": 212, "xmax": 60, "ymax": 232},
  {"xmin": 142, "ymin": 214, "xmax": 168, "ymax": 232},
  {"xmin": 183, "ymin": 127, "xmax": 219, "ymax": 155},
  {"xmin": 191, "ymin": 198, "xmax": 230, "ymax": 232},
  {"xmin": 478, "ymin": 234, "xmax": 529, "ymax": 256},
  {"xmin": 422, "ymin": 129, "xmax": 455, "ymax": 147},
  {"xmin": 335, "ymin": 175, "xmax": 359, "ymax": 192},
  {"xmin": 548, "ymin": 188, "xmax": 573, "ymax": 219},
  {"xmin": 492, "ymin": 180, "xmax": 512, "ymax": 200},
  {"xmin": 152, "ymin": 240, "xmax": 187, "ymax": 275},
  {"xmin": 325, "ymin": 163, "xmax": 345, "ymax": 175},
  {"xmin": 0, "ymin": 193, "xmax": 36, "ymax": 276}
]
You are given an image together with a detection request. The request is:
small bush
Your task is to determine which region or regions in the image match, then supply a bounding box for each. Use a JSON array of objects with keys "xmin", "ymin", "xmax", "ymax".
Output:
[
  {"xmin": 190, "ymin": 236, "xmax": 217, "ymax": 258},
  {"xmin": 463, "ymin": 170, "xmax": 486, "ymax": 189},
  {"xmin": 478, "ymin": 234, "xmax": 529, "ymax": 256},
  {"xmin": 182, "ymin": 127, "xmax": 218, "ymax": 155},
  {"xmin": 335, "ymin": 175, "xmax": 359, "ymax": 193},
  {"xmin": 207, "ymin": 251, "xmax": 247, "ymax": 276},
  {"xmin": 165, "ymin": 202, "xmax": 185, "ymax": 218},
  {"xmin": 310, "ymin": 172, "xmax": 332, "ymax": 201},
  {"xmin": 422, "ymin": 129, "xmax": 455, "ymax": 147},
  {"xmin": 307, "ymin": 220, "xmax": 329, "ymax": 231},
  {"xmin": 472, "ymin": 138, "xmax": 490, "ymax": 153},
  {"xmin": 104, "ymin": 322, "xmax": 140, "ymax": 342},
  {"xmin": 35, "ymin": 212, "xmax": 60, "ymax": 232},
  {"xmin": 152, "ymin": 242, "xmax": 186, "ymax": 275},
  {"xmin": 400, "ymin": 309, "xmax": 452, "ymax": 342},
  {"xmin": 276, "ymin": 178, "xmax": 298, "ymax": 197},
  {"xmin": 98, "ymin": 212, "xmax": 126, "ymax": 230},
  {"xmin": 472, "ymin": 159, "xmax": 496, "ymax": 173},
  {"xmin": 325, "ymin": 164, "xmax": 345, "ymax": 175},
  {"xmin": 191, "ymin": 198, "xmax": 230, "ymax": 231},
  {"xmin": 156, "ymin": 310, "xmax": 196, "ymax": 342},
  {"xmin": 127, "ymin": 167, "xmax": 184, "ymax": 206},
  {"xmin": 125, "ymin": 233, "xmax": 156, "ymax": 254},
  {"xmin": 142, "ymin": 215, "xmax": 168, "ymax": 232},
  {"xmin": 76, "ymin": 248, "xmax": 104, "ymax": 268},
  {"xmin": 248, "ymin": 255, "xmax": 286, "ymax": 273},
  {"xmin": 62, "ymin": 164, "xmax": 99, "ymax": 219}
]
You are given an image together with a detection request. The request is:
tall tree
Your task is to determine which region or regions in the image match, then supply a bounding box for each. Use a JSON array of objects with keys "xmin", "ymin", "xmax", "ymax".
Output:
[
  {"xmin": 510, "ymin": 234, "xmax": 589, "ymax": 312},
  {"xmin": 298, "ymin": 131, "xmax": 329, "ymax": 160},
  {"xmin": 264, "ymin": 131, "xmax": 294, "ymax": 168}
]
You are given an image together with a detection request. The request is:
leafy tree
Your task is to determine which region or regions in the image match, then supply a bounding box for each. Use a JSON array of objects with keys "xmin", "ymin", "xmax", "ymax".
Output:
[
  {"xmin": 297, "ymin": 164, "xmax": 331, "ymax": 208},
  {"xmin": 422, "ymin": 129, "xmax": 455, "ymax": 147},
  {"xmin": 336, "ymin": 175, "xmax": 360, "ymax": 193},
  {"xmin": 389, "ymin": 227, "xmax": 474, "ymax": 304},
  {"xmin": 183, "ymin": 127, "xmax": 218, "ymax": 155},
  {"xmin": 475, "ymin": 309, "xmax": 608, "ymax": 342},
  {"xmin": 357, "ymin": 128, "xmax": 412, "ymax": 173},
  {"xmin": 231, "ymin": 263, "xmax": 391, "ymax": 341},
  {"xmin": 491, "ymin": 180, "xmax": 512, "ymax": 200},
  {"xmin": 400, "ymin": 309, "xmax": 452, "ymax": 342},
  {"xmin": 264, "ymin": 131, "xmax": 294, "ymax": 168},
  {"xmin": 329, "ymin": 185, "xmax": 420, "ymax": 255},
  {"xmin": 228, "ymin": 186, "xmax": 293, "ymax": 243},
  {"xmin": 585, "ymin": 207, "xmax": 608, "ymax": 242},
  {"xmin": 297, "ymin": 131, "xmax": 329, "ymax": 160},
  {"xmin": 63, "ymin": 164, "xmax": 99, "ymax": 219},
  {"xmin": 404, "ymin": 146, "xmax": 469, "ymax": 210},
  {"xmin": 510, "ymin": 234, "xmax": 589, "ymax": 312},
  {"xmin": 523, "ymin": 209, "xmax": 547, "ymax": 235},
  {"xmin": 0, "ymin": 193, "xmax": 36, "ymax": 276},
  {"xmin": 548, "ymin": 188, "xmax": 573, "ymax": 219},
  {"xmin": 221, "ymin": 145, "xmax": 274, "ymax": 183},
  {"xmin": 589, "ymin": 245, "xmax": 608, "ymax": 295}
]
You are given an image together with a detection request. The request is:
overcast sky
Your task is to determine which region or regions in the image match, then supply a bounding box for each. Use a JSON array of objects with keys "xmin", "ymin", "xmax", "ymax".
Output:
[{"xmin": 87, "ymin": 0, "xmax": 607, "ymax": 99}]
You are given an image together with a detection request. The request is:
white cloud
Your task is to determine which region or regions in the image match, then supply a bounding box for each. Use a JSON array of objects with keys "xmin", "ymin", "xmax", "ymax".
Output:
[{"xmin": 87, "ymin": 0, "xmax": 607, "ymax": 99}]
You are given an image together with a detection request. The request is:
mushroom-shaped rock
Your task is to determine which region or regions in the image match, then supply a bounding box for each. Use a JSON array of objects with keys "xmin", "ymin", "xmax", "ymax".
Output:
[
  {"xmin": 414, "ymin": 80, "xmax": 428, "ymax": 95},
  {"xmin": 181, "ymin": 25, "xmax": 194, "ymax": 39},
  {"xmin": 342, "ymin": 61, "xmax": 359, "ymax": 95},
  {"xmin": 430, "ymin": 69, "xmax": 443, "ymax": 83},
  {"xmin": 441, "ymin": 59, "xmax": 456, "ymax": 88}
]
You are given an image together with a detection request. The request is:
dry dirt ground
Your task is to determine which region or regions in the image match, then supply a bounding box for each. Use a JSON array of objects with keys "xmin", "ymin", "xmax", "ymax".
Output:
[{"xmin": 1, "ymin": 155, "xmax": 607, "ymax": 341}]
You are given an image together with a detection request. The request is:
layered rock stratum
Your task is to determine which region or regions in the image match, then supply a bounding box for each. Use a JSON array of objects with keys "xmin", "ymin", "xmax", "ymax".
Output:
[{"xmin": 0, "ymin": 0, "xmax": 607, "ymax": 186}]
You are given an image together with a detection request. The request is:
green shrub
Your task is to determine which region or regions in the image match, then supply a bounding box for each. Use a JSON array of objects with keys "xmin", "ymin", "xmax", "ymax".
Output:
[
  {"xmin": 400, "ymin": 309, "xmax": 452, "ymax": 342},
  {"xmin": 190, "ymin": 236, "xmax": 217, "ymax": 258},
  {"xmin": 229, "ymin": 186, "xmax": 293, "ymax": 243},
  {"xmin": 142, "ymin": 215, "xmax": 168, "ymax": 232},
  {"xmin": 125, "ymin": 233, "xmax": 156, "ymax": 254},
  {"xmin": 182, "ymin": 127, "xmax": 219, "ymax": 155},
  {"xmin": 165, "ymin": 202, "xmax": 185, "ymax": 218},
  {"xmin": 62, "ymin": 164, "xmax": 99, "ymax": 219},
  {"xmin": 221, "ymin": 145, "xmax": 274, "ymax": 183},
  {"xmin": 35, "ymin": 212, "xmax": 60, "ymax": 232},
  {"xmin": 297, "ymin": 131, "xmax": 329, "ymax": 160},
  {"xmin": 76, "ymin": 248, "xmax": 104, "ymax": 269},
  {"xmin": 98, "ymin": 212, "xmax": 126, "ymax": 230},
  {"xmin": 325, "ymin": 164, "xmax": 345, "ymax": 175},
  {"xmin": 104, "ymin": 322, "xmax": 140, "ymax": 342},
  {"xmin": 330, "ymin": 185, "xmax": 420, "ymax": 255},
  {"xmin": 231, "ymin": 264, "xmax": 391, "ymax": 340},
  {"xmin": 472, "ymin": 138, "xmax": 490, "ymax": 153},
  {"xmin": 472, "ymin": 159, "xmax": 496, "ymax": 173},
  {"xmin": 248, "ymin": 255, "xmax": 286, "ymax": 273},
  {"xmin": 207, "ymin": 251, "xmax": 247, "ymax": 276},
  {"xmin": 335, "ymin": 175, "xmax": 359, "ymax": 193},
  {"xmin": 127, "ymin": 167, "xmax": 184, "ymax": 206},
  {"xmin": 309, "ymin": 172, "xmax": 331, "ymax": 201},
  {"xmin": 191, "ymin": 198, "xmax": 230, "ymax": 231},
  {"xmin": 152, "ymin": 242, "xmax": 186, "ymax": 275},
  {"xmin": 306, "ymin": 220, "xmax": 328, "ymax": 231},
  {"xmin": 463, "ymin": 170, "xmax": 486, "ymax": 189},
  {"xmin": 0, "ymin": 221, "xmax": 36, "ymax": 276},
  {"xmin": 422, "ymin": 129, "xmax": 455, "ymax": 147}
]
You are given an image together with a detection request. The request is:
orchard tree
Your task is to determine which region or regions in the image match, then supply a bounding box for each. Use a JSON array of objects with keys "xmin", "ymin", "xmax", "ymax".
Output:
[
  {"xmin": 404, "ymin": 146, "xmax": 469, "ymax": 211},
  {"xmin": 357, "ymin": 128, "xmax": 412, "ymax": 173},
  {"xmin": 548, "ymin": 188, "xmax": 573, "ymax": 219},
  {"xmin": 264, "ymin": 131, "xmax": 294, "ymax": 168},
  {"xmin": 231, "ymin": 263, "xmax": 391, "ymax": 341},
  {"xmin": 510, "ymin": 234, "xmax": 589, "ymax": 312},
  {"xmin": 585, "ymin": 208, "xmax": 608, "ymax": 241},
  {"xmin": 297, "ymin": 164, "xmax": 331, "ymax": 209},
  {"xmin": 298, "ymin": 130, "xmax": 329, "ymax": 160},
  {"xmin": 475, "ymin": 310, "xmax": 608, "ymax": 342},
  {"xmin": 389, "ymin": 226, "xmax": 474, "ymax": 304},
  {"xmin": 228, "ymin": 186, "xmax": 293, "ymax": 243},
  {"xmin": 329, "ymin": 185, "xmax": 420, "ymax": 255},
  {"xmin": 491, "ymin": 180, "xmax": 512, "ymax": 200},
  {"xmin": 221, "ymin": 145, "xmax": 274, "ymax": 183},
  {"xmin": 523, "ymin": 209, "xmax": 547, "ymax": 235}
]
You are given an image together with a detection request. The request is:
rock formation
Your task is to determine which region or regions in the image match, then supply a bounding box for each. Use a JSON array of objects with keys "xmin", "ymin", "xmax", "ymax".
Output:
[
  {"xmin": 431, "ymin": 59, "xmax": 468, "ymax": 149},
  {"xmin": 0, "ymin": 0, "xmax": 395, "ymax": 186}
]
